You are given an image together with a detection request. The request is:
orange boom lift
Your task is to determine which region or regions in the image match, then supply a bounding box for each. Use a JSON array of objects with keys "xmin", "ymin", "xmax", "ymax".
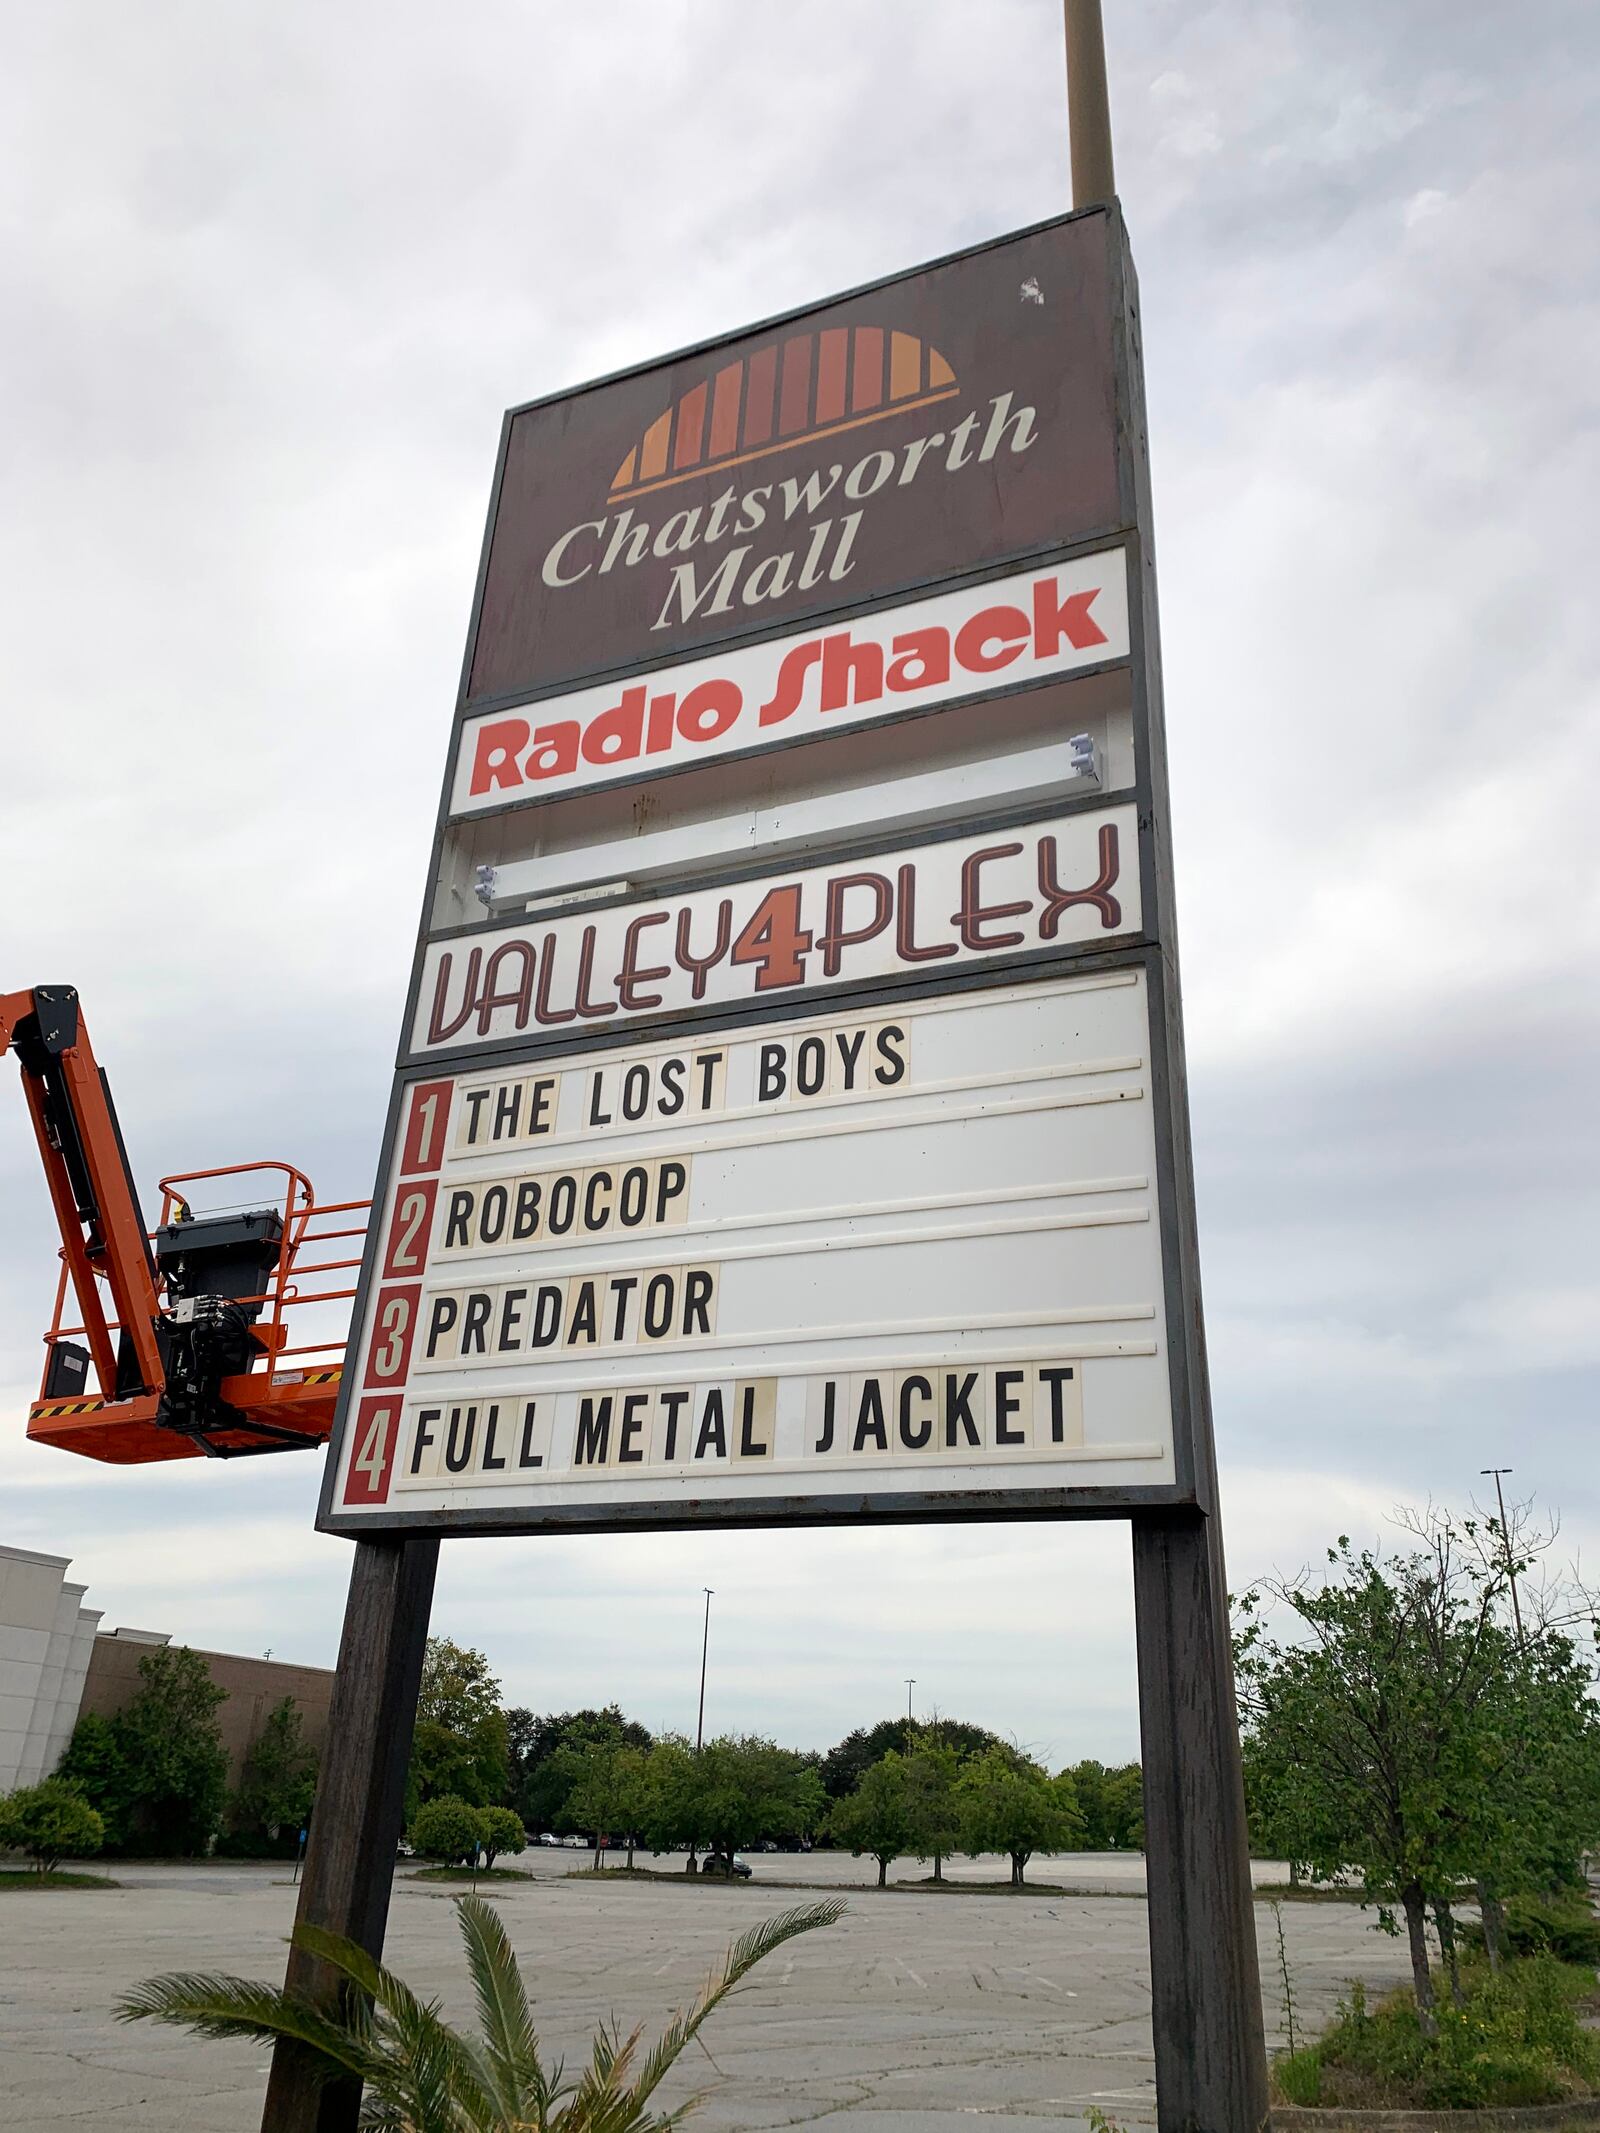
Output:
[{"xmin": 1, "ymin": 985, "xmax": 369, "ymax": 1463}]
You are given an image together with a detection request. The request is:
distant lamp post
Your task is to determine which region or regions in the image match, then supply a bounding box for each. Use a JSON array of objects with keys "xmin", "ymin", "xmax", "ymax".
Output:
[
  {"xmin": 696, "ymin": 1589, "xmax": 714, "ymax": 1751},
  {"xmin": 1481, "ymin": 1467, "xmax": 1526, "ymax": 1643},
  {"xmin": 906, "ymin": 1678, "xmax": 916, "ymax": 1726}
]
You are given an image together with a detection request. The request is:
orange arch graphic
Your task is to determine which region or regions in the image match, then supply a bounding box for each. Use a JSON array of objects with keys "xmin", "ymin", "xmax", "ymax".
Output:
[{"xmin": 610, "ymin": 327, "xmax": 957, "ymax": 501}]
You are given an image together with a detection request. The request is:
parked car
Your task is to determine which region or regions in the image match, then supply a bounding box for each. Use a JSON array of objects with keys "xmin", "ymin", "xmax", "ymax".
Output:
[
  {"xmin": 700, "ymin": 1853, "xmax": 753, "ymax": 1879},
  {"xmin": 536, "ymin": 1832, "xmax": 561, "ymax": 1847}
]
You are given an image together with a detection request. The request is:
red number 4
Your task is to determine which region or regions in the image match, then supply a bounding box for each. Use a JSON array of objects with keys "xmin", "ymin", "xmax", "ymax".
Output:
[{"xmin": 731, "ymin": 885, "xmax": 812, "ymax": 991}]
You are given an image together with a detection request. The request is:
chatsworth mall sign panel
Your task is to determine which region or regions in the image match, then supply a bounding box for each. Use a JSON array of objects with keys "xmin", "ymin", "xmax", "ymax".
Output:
[{"xmin": 319, "ymin": 206, "xmax": 1209, "ymax": 1542}]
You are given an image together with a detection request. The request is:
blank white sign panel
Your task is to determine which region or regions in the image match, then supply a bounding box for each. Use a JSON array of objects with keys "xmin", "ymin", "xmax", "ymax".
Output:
[{"xmin": 330, "ymin": 967, "xmax": 1176, "ymax": 1524}]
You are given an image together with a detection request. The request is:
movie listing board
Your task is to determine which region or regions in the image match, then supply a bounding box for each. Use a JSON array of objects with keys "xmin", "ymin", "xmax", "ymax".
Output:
[{"xmin": 327, "ymin": 967, "xmax": 1177, "ymax": 1530}]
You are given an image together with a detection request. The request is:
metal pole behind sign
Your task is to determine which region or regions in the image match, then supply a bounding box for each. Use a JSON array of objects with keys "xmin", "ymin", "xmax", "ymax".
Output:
[
  {"xmin": 260, "ymin": 1536, "xmax": 438, "ymax": 2133},
  {"xmin": 1064, "ymin": 0, "xmax": 1116, "ymax": 207}
]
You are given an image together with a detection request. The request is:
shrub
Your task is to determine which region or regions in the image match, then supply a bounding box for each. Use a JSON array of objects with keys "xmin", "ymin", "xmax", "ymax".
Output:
[
  {"xmin": 0, "ymin": 1778, "xmax": 106, "ymax": 1873},
  {"xmin": 1270, "ymin": 1960, "xmax": 1600, "ymax": 2109},
  {"xmin": 410, "ymin": 1795, "xmax": 483, "ymax": 1865},
  {"xmin": 1272, "ymin": 2046, "xmax": 1323, "ymax": 2105},
  {"xmin": 230, "ymin": 1697, "xmax": 316, "ymax": 1846},
  {"xmin": 478, "ymin": 1806, "xmax": 525, "ymax": 1868},
  {"xmin": 1473, "ymin": 1894, "xmax": 1600, "ymax": 1967},
  {"xmin": 54, "ymin": 1711, "xmax": 130, "ymax": 1849},
  {"xmin": 64, "ymin": 1646, "xmax": 229, "ymax": 1856}
]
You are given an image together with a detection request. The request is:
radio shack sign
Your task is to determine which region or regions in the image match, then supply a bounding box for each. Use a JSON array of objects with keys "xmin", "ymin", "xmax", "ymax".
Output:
[
  {"xmin": 319, "ymin": 206, "xmax": 1211, "ymax": 1539},
  {"xmin": 453, "ymin": 549, "xmax": 1129, "ymax": 813}
]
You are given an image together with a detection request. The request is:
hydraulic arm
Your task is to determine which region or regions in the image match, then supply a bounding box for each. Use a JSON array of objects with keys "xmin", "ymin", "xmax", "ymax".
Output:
[{"xmin": 2, "ymin": 984, "xmax": 367, "ymax": 1463}]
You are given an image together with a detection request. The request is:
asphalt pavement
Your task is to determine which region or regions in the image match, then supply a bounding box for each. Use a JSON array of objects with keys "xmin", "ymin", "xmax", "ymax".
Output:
[{"xmin": 1, "ymin": 1851, "xmax": 1413, "ymax": 2129}]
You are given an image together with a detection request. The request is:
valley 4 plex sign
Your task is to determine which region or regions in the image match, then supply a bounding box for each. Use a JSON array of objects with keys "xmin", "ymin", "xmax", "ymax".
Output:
[{"xmin": 319, "ymin": 205, "xmax": 1214, "ymax": 1539}]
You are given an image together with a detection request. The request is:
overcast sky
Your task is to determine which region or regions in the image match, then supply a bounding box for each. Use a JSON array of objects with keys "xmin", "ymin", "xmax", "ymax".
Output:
[{"xmin": 2, "ymin": 1, "xmax": 1595, "ymax": 1766}]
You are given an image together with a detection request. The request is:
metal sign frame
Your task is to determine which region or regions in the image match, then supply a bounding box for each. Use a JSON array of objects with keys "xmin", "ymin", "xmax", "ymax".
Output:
[{"xmin": 317, "ymin": 208, "xmax": 1211, "ymax": 1541}]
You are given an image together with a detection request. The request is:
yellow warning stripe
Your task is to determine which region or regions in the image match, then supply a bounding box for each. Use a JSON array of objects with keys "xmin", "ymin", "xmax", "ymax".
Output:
[{"xmin": 32, "ymin": 1367, "xmax": 342, "ymax": 1420}]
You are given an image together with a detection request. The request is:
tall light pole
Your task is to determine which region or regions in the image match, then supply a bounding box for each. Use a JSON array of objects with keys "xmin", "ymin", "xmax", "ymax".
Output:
[
  {"xmin": 1064, "ymin": 0, "xmax": 1115, "ymax": 208},
  {"xmin": 1481, "ymin": 1468, "xmax": 1526, "ymax": 1643},
  {"xmin": 905, "ymin": 1677, "xmax": 916, "ymax": 1726},
  {"xmin": 696, "ymin": 1588, "xmax": 714, "ymax": 1751}
]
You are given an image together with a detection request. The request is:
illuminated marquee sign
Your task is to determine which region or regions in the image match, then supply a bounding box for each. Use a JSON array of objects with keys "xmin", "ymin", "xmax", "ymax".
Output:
[
  {"xmin": 334, "ymin": 970, "xmax": 1176, "ymax": 1530},
  {"xmin": 319, "ymin": 205, "xmax": 1212, "ymax": 1539}
]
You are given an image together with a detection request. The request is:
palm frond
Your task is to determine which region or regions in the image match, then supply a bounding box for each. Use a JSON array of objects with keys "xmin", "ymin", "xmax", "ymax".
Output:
[
  {"xmin": 121, "ymin": 1891, "xmax": 843, "ymax": 2133},
  {"xmin": 115, "ymin": 1971, "xmax": 385, "ymax": 2088},
  {"xmin": 292, "ymin": 1921, "xmax": 404, "ymax": 2010},
  {"xmin": 456, "ymin": 1893, "xmax": 557, "ymax": 2124},
  {"xmin": 623, "ymin": 1900, "xmax": 845, "ymax": 2115},
  {"xmin": 372, "ymin": 2017, "xmax": 491, "ymax": 2133},
  {"xmin": 291, "ymin": 1920, "xmax": 497, "ymax": 2132},
  {"xmin": 556, "ymin": 2018, "xmax": 651, "ymax": 2133}
]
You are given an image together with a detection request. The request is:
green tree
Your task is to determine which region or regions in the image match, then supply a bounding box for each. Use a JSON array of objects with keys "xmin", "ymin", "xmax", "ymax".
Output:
[
  {"xmin": 412, "ymin": 1640, "xmax": 509, "ymax": 1810},
  {"xmin": 111, "ymin": 1646, "xmax": 229, "ymax": 1856},
  {"xmin": 956, "ymin": 1747, "xmax": 1082, "ymax": 1887},
  {"xmin": 903, "ymin": 1735, "xmax": 963, "ymax": 1881},
  {"xmin": 411, "ymin": 1719, "xmax": 494, "ymax": 1810},
  {"xmin": 411, "ymin": 1795, "xmax": 485, "ymax": 1866},
  {"xmin": 477, "ymin": 1806, "xmax": 526, "ymax": 1870},
  {"xmin": 232, "ymin": 1698, "xmax": 317, "ymax": 1846},
  {"xmin": 827, "ymin": 1752, "xmax": 914, "ymax": 1886},
  {"xmin": 560, "ymin": 1742, "xmax": 651, "ymax": 1869},
  {"xmin": 504, "ymin": 1706, "xmax": 538, "ymax": 1806},
  {"xmin": 821, "ymin": 1714, "xmax": 1002, "ymax": 1799},
  {"xmin": 120, "ymin": 1891, "xmax": 844, "ymax": 2130},
  {"xmin": 677, "ymin": 1735, "xmax": 825, "ymax": 1870},
  {"xmin": 517, "ymin": 1706, "xmax": 653, "ymax": 1832},
  {"xmin": 0, "ymin": 1777, "xmax": 105, "ymax": 1874},
  {"xmin": 1064, "ymin": 1759, "xmax": 1144, "ymax": 1851},
  {"xmin": 1462, "ymin": 1621, "xmax": 1600, "ymax": 1942},
  {"xmin": 635, "ymin": 1737, "xmax": 699, "ymax": 1862},
  {"xmin": 1102, "ymin": 1764, "xmax": 1145, "ymax": 1851},
  {"xmin": 1234, "ymin": 1521, "xmax": 1600, "ymax": 2030},
  {"xmin": 56, "ymin": 1710, "xmax": 131, "ymax": 1849}
]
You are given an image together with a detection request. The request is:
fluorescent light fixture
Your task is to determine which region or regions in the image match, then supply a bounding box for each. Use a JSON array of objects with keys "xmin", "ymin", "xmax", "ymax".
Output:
[{"xmin": 481, "ymin": 734, "xmax": 1100, "ymax": 917}]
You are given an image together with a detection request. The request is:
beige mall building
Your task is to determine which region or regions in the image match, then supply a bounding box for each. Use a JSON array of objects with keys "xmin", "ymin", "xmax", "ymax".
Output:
[{"xmin": 0, "ymin": 1542, "xmax": 332, "ymax": 1795}]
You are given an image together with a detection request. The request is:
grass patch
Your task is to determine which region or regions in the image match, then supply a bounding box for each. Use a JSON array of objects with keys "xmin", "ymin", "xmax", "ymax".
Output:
[
  {"xmin": 564, "ymin": 1866, "xmax": 758, "ymax": 1885},
  {"xmin": 1253, "ymin": 1882, "xmax": 1369, "ymax": 1904},
  {"xmin": 1272, "ymin": 1957, "xmax": 1600, "ymax": 2109},
  {"xmin": 0, "ymin": 1868, "xmax": 119, "ymax": 1890},
  {"xmin": 894, "ymin": 1877, "xmax": 1073, "ymax": 1895},
  {"xmin": 561, "ymin": 1866, "xmax": 1086, "ymax": 1896},
  {"xmin": 406, "ymin": 1866, "xmax": 534, "ymax": 1884}
]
